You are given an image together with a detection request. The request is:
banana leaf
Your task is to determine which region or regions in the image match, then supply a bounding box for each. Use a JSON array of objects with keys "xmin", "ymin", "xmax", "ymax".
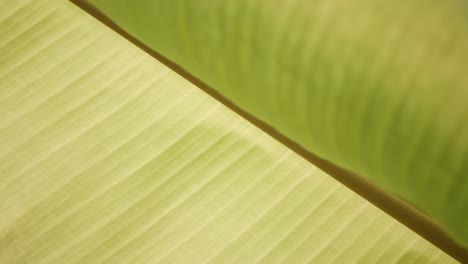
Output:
[{"xmin": 0, "ymin": 0, "xmax": 464, "ymax": 263}]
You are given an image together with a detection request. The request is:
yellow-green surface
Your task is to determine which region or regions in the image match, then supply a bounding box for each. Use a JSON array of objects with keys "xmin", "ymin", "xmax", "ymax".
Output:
[
  {"xmin": 0, "ymin": 0, "xmax": 457, "ymax": 263},
  {"xmin": 89, "ymin": 0, "xmax": 468, "ymax": 247}
]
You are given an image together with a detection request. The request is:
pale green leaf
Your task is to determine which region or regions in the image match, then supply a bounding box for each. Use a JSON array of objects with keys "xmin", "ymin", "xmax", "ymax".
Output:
[{"xmin": 0, "ymin": 0, "xmax": 459, "ymax": 263}]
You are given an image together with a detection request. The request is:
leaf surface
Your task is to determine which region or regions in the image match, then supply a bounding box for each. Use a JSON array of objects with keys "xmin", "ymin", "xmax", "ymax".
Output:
[{"xmin": 0, "ymin": 0, "xmax": 459, "ymax": 263}]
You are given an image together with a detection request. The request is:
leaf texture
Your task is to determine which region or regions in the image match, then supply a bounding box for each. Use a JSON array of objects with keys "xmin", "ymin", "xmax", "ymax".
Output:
[{"xmin": 0, "ymin": 0, "xmax": 458, "ymax": 263}]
